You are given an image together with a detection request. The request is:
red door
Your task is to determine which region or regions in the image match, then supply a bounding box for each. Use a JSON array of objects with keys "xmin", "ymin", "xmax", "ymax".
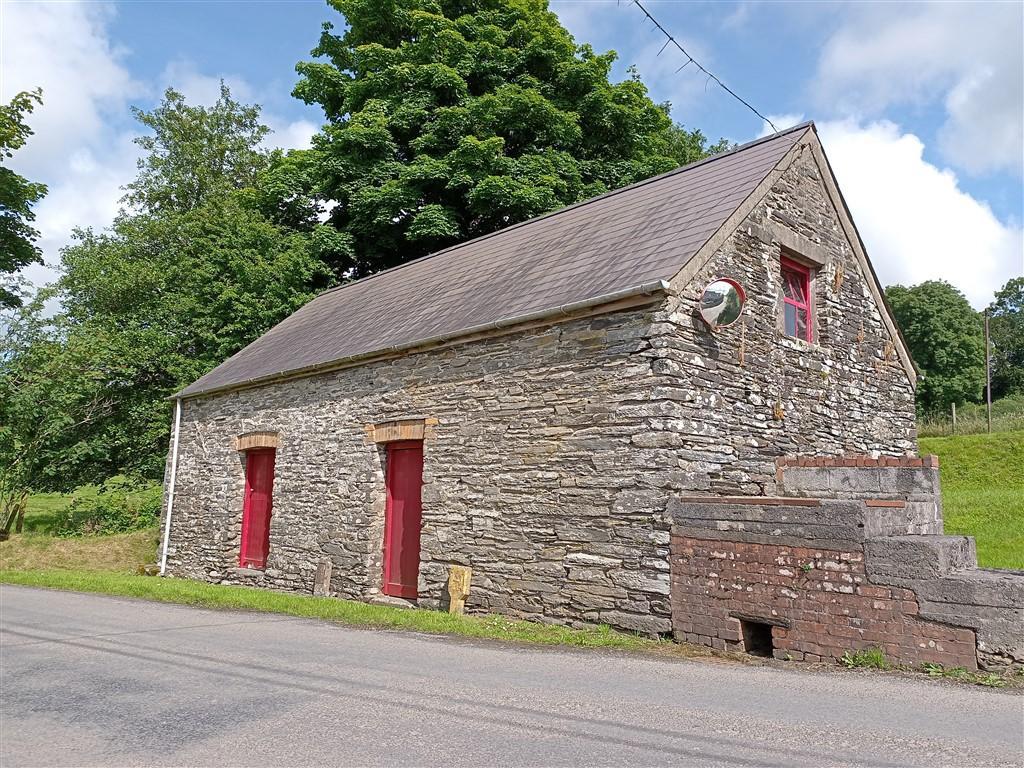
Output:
[
  {"xmin": 383, "ymin": 441, "xmax": 423, "ymax": 598},
  {"xmin": 240, "ymin": 449, "xmax": 275, "ymax": 568}
]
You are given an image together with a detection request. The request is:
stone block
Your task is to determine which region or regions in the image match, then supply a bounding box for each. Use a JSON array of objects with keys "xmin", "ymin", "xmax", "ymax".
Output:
[
  {"xmin": 784, "ymin": 466, "xmax": 836, "ymax": 495},
  {"xmin": 312, "ymin": 559, "xmax": 333, "ymax": 596},
  {"xmin": 915, "ymin": 570, "xmax": 1024, "ymax": 609},
  {"xmin": 598, "ymin": 611, "xmax": 672, "ymax": 636},
  {"xmin": 563, "ymin": 552, "xmax": 621, "ymax": 568},
  {"xmin": 827, "ymin": 468, "xmax": 883, "ymax": 496},
  {"xmin": 610, "ymin": 571, "xmax": 670, "ymax": 595}
]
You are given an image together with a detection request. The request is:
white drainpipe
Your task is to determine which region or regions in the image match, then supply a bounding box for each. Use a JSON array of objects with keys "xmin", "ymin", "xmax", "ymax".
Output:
[{"xmin": 159, "ymin": 397, "xmax": 183, "ymax": 575}]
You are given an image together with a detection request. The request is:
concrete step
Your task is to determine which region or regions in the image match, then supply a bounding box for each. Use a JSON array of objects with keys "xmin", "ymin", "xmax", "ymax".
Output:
[{"xmin": 864, "ymin": 535, "xmax": 977, "ymax": 581}]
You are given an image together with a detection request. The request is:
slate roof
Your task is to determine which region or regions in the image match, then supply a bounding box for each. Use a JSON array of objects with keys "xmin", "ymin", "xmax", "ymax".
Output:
[{"xmin": 178, "ymin": 123, "xmax": 811, "ymax": 398}]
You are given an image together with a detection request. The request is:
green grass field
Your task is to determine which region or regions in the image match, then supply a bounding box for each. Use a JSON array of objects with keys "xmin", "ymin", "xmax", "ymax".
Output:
[
  {"xmin": 0, "ymin": 486, "xmax": 160, "ymax": 573},
  {"xmin": 919, "ymin": 431, "xmax": 1023, "ymax": 570}
]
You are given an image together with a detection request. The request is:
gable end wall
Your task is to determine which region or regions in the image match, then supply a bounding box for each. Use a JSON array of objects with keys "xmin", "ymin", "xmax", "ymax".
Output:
[{"xmin": 654, "ymin": 143, "xmax": 916, "ymax": 496}]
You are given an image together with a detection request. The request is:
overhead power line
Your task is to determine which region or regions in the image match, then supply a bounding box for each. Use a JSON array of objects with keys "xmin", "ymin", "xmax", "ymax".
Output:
[{"xmin": 628, "ymin": 0, "xmax": 779, "ymax": 134}]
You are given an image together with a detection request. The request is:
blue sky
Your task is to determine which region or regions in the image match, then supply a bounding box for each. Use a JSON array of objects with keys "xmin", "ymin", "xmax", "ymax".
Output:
[{"xmin": 3, "ymin": 0, "xmax": 1022, "ymax": 307}]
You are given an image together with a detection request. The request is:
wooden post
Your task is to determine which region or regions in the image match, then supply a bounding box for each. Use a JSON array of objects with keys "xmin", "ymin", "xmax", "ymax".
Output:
[
  {"xmin": 951, "ymin": 402, "xmax": 956, "ymax": 435},
  {"xmin": 447, "ymin": 565, "xmax": 472, "ymax": 615},
  {"xmin": 984, "ymin": 309, "xmax": 992, "ymax": 434}
]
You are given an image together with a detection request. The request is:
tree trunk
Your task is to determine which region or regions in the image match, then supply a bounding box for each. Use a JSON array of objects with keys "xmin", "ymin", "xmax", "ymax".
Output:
[{"xmin": 14, "ymin": 491, "xmax": 27, "ymax": 533}]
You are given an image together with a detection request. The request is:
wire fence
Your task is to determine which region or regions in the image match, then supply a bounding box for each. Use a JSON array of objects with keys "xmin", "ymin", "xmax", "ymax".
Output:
[{"xmin": 917, "ymin": 395, "xmax": 1024, "ymax": 437}]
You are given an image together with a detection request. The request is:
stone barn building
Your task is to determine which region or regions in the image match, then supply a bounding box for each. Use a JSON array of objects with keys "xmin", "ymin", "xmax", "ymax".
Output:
[{"xmin": 161, "ymin": 123, "xmax": 1022, "ymax": 670}]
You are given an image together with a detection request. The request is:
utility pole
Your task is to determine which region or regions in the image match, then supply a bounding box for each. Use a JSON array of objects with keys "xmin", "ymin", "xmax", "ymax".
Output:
[{"xmin": 984, "ymin": 309, "xmax": 992, "ymax": 434}]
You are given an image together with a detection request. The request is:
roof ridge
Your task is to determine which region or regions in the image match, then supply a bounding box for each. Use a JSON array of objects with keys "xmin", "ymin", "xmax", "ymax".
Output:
[{"xmin": 311, "ymin": 121, "xmax": 815, "ymax": 301}]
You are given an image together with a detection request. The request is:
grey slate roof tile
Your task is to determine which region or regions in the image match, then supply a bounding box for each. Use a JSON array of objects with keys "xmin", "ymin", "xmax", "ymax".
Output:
[{"xmin": 178, "ymin": 124, "xmax": 810, "ymax": 398}]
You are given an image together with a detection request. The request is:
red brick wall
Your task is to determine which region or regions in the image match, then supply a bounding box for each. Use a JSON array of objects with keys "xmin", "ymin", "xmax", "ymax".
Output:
[{"xmin": 670, "ymin": 536, "xmax": 978, "ymax": 669}]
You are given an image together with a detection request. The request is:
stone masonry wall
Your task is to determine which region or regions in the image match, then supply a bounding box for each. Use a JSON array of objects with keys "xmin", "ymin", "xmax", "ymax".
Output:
[
  {"xmin": 163, "ymin": 139, "xmax": 919, "ymax": 636},
  {"xmin": 166, "ymin": 304, "xmax": 682, "ymax": 635}
]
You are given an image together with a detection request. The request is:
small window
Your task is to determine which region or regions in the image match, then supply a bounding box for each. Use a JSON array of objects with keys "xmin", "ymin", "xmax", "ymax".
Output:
[
  {"xmin": 240, "ymin": 448, "xmax": 275, "ymax": 568},
  {"xmin": 781, "ymin": 257, "xmax": 813, "ymax": 342}
]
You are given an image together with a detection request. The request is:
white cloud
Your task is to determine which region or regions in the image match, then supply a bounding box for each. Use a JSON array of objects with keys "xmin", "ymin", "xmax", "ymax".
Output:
[
  {"xmin": 815, "ymin": 120, "xmax": 1023, "ymax": 308},
  {"xmin": 159, "ymin": 59, "xmax": 256, "ymax": 105},
  {"xmin": 21, "ymin": 135, "xmax": 143, "ymax": 296},
  {"xmin": 815, "ymin": 2, "xmax": 1023, "ymax": 177},
  {"xmin": 1, "ymin": 0, "xmax": 142, "ymax": 292},
  {"xmin": 721, "ymin": 2, "xmax": 755, "ymax": 31},
  {"xmin": 0, "ymin": 1, "xmax": 141, "ymax": 179},
  {"xmin": 266, "ymin": 118, "xmax": 318, "ymax": 151},
  {"xmin": 33, "ymin": 136, "xmax": 141, "ymax": 254}
]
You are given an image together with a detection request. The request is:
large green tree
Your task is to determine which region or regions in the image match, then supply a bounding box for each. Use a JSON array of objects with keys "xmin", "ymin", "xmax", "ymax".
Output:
[
  {"xmin": 0, "ymin": 89, "xmax": 48, "ymax": 308},
  {"xmin": 987, "ymin": 276, "xmax": 1024, "ymax": 399},
  {"xmin": 288, "ymin": 0, "xmax": 726, "ymax": 278},
  {"xmin": 1, "ymin": 87, "xmax": 333, "ymax": 488},
  {"xmin": 0, "ymin": 303, "xmax": 117, "ymax": 529},
  {"xmin": 887, "ymin": 281, "xmax": 986, "ymax": 415}
]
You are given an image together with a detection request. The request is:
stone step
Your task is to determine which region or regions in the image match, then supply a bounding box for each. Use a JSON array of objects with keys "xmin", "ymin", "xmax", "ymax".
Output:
[{"xmin": 368, "ymin": 594, "xmax": 417, "ymax": 609}]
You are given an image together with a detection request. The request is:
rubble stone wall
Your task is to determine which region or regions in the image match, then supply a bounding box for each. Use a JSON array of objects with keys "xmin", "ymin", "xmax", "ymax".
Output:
[{"xmin": 658, "ymin": 144, "xmax": 917, "ymax": 496}]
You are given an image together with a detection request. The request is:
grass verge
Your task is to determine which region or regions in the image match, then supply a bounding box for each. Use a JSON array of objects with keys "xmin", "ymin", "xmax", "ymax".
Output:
[
  {"xmin": 0, "ymin": 569, "xmax": 678, "ymax": 653},
  {"xmin": 919, "ymin": 431, "xmax": 1024, "ymax": 570},
  {"xmin": 920, "ymin": 662, "xmax": 1014, "ymax": 689}
]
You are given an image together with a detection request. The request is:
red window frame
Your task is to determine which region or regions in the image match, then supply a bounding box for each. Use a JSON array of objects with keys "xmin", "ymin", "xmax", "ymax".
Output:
[
  {"xmin": 239, "ymin": 448, "xmax": 275, "ymax": 569},
  {"xmin": 781, "ymin": 256, "xmax": 813, "ymax": 342}
]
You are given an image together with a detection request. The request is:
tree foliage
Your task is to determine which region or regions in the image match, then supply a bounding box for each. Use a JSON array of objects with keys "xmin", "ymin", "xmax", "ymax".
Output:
[
  {"xmin": 987, "ymin": 276, "xmax": 1024, "ymax": 400},
  {"xmin": 887, "ymin": 281, "xmax": 986, "ymax": 415},
  {"xmin": 1, "ymin": 87, "xmax": 333, "ymax": 490},
  {"xmin": 124, "ymin": 85, "xmax": 270, "ymax": 214},
  {"xmin": 0, "ymin": 89, "xmax": 48, "ymax": 308},
  {"xmin": 288, "ymin": 0, "xmax": 726, "ymax": 278}
]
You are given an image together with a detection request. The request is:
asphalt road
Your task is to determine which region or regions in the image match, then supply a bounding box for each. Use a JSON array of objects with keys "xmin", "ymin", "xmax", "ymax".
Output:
[{"xmin": 1, "ymin": 586, "xmax": 1022, "ymax": 767}]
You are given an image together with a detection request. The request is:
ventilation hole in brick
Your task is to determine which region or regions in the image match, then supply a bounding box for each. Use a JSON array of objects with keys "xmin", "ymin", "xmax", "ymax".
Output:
[{"xmin": 740, "ymin": 620, "xmax": 774, "ymax": 657}]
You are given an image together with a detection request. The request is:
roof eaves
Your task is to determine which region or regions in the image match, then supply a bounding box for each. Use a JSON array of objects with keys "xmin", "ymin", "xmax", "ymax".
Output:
[{"xmin": 174, "ymin": 278, "xmax": 673, "ymax": 400}]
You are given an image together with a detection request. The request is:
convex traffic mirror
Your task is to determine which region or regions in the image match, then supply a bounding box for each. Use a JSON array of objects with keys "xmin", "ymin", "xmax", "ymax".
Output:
[{"xmin": 698, "ymin": 278, "xmax": 746, "ymax": 329}]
